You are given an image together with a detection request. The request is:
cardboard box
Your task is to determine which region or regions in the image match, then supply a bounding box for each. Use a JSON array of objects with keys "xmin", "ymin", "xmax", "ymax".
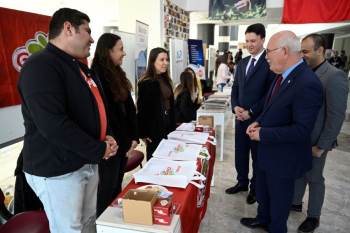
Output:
[
  {"xmin": 153, "ymin": 214, "xmax": 172, "ymax": 225},
  {"xmin": 153, "ymin": 198, "xmax": 173, "ymax": 216},
  {"xmin": 198, "ymin": 116, "xmax": 214, "ymax": 128},
  {"xmin": 122, "ymin": 189, "xmax": 158, "ymax": 225}
]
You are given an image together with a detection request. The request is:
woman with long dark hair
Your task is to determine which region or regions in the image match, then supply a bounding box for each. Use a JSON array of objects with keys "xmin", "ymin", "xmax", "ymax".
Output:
[
  {"xmin": 174, "ymin": 71, "xmax": 197, "ymax": 124},
  {"xmin": 137, "ymin": 47, "xmax": 176, "ymax": 160},
  {"xmin": 91, "ymin": 33, "xmax": 138, "ymax": 216}
]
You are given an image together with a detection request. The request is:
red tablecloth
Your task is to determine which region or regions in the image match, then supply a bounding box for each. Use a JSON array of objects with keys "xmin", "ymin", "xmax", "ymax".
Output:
[{"xmin": 116, "ymin": 131, "xmax": 216, "ymax": 233}]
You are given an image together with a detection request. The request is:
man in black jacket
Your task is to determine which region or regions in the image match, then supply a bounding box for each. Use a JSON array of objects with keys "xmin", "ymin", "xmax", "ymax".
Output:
[{"xmin": 17, "ymin": 8, "xmax": 117, "ymax": 233}]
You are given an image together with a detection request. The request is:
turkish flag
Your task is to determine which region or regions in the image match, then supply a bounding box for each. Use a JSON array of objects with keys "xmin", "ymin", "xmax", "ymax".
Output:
[
  {"xmin": 282, "ymin": 0, "xmax": 350, "ymax": 23},
  {"xmin": 0, "ymin": 7, "xmax": 50, "ymax": 108}
]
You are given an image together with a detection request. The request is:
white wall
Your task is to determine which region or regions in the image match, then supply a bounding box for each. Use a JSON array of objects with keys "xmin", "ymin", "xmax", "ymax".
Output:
[
  {"xmin": 118, "ymin": 0, "xmax": 163, "ymax": 51},
  {"xmin": 171, "ymin": 0, "xmax": 187, "ymax": 10},
  {"xmin": 186, "ymin": 0, "xmax": 210, "ymax": 12}
]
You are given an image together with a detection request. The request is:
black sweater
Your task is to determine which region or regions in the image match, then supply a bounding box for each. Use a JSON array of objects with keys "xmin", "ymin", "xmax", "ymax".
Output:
[
  {"xmin": 137, "ymin": 78, "xmax": 176, "ymax": 141},
  {"xmin": 98, "ymin": 76, "xmax": 138, "ymax": 156},
  {"xmin": 174, "ymin": 90, "xmax": 197, "ymax": 123},
  {"xmin": 18, "ymin": 43, "xmax": 106, "ymax": 177}
]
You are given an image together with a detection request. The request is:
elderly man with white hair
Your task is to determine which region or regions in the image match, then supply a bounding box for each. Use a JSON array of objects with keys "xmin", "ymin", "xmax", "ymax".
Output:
[{"xmin": 240, "ymin": 31, "xmax": 323, "ymax": 233}]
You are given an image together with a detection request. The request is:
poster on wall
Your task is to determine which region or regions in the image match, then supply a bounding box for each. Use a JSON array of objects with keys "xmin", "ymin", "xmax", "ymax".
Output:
[
  {"xmin": 187, "ymin": 39, "xmax": 205, "ymax": 80},
  {"xmin": 134, "ymin": 20, "xmax": 149, "ymax": 88},
  {"xmin": 208, "ymin": 0, "xmax": 266, "ymax": 20},
  {"xmin": 169, "ymin": 38, "xmax": 188, "ymax": 85},
  {"xmin": 0, "ymin": 7, "xmax": 50, "ymax": 108}
]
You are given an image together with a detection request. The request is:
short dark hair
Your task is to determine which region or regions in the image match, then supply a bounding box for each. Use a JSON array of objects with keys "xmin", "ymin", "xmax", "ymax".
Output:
[
  {"xmin": 49, "ymin": 8, "xmax": 90, "ymax": 40},
  {"xmin": 245, "ymin": 23, "xmax": 266, "ymax": 39},
  {"xmin": 302, "ymin": 33, "xmax": 326, "ymax": 54}
]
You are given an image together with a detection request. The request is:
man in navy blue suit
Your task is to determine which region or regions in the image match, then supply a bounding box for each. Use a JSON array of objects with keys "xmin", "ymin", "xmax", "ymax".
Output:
[
  {"xmin": 240, "ymin": 31, "xmax": 323, "ymax": 233},
  {"xmin": 227, "ymin": 23, "xmax": 274, "ymax": 205}
]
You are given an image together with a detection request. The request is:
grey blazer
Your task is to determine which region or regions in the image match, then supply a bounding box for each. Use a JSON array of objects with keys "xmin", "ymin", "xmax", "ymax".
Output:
[{"xmin": 311, "ymin": 61, "xmax": 349, "ymax": 150}]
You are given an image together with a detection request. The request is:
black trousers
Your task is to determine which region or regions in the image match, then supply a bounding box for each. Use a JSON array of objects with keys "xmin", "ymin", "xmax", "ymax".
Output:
[
  {"xmin": 234, "ymin": 119, "xmax": 258, "ymax": 192},
  {"xmin": 97, "ymin": 155, "xmax": 127, "ymax": 217},
  {"xmin": 146, "ymin": 138, "xmax": 162, "ymax": 161}
]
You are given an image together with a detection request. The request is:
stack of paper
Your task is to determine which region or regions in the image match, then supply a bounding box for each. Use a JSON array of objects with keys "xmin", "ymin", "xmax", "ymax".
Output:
[
  {"xmin": 133, "ymin": 158, "xmax": 198, "ymax": 189},
  {"xmin": 153, "ymin": 139, "xmax": 202, "ymax": 161},
  {"xmin": 176, "ymin": 122, "xmax": 195, "ymax": 131},
  {"xmin": 203, "ymin": 98, "xmax": 229, "ymax": 109},
  {"xmin": 167, "ymin": 131, "xmax": 209, "ymax": 144}
]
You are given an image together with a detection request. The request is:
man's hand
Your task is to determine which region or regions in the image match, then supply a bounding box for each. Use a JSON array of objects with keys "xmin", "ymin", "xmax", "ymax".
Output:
[
  {"xmin": 312, "ymin": 146, "xmax": 324, "ymax": 158},
  {"xmin": 240, "ymin": 110, "xmax": 251, "ymax": 121},
  {"xmin": 246, "ymin": 122, "xmax": 261, "ymax": 141},
  {"xmin": 234, "ymin": 106, "xmax": 246, "ymax": 121},
  {"xmin": 103, "ymin": 135, "xmax": 118, "ymax": 160}
]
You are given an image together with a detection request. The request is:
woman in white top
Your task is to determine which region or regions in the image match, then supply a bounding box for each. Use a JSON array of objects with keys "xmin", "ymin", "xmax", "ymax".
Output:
[{"xmin": 215, "ymin": 53, "xmax": 232, "ymax": 92}]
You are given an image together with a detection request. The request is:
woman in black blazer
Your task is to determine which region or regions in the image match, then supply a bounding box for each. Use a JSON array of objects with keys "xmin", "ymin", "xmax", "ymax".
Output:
[
  {"xmin": 91, "ymin": 33, "xmax": 139, "ymax": 216},
  {"xmin": 137, "ymin": 47, "xmax": 176, "ymax": 160},
  {"xmin": 174, "ymin": 71, "xmax": 197, "ymax": 124}
]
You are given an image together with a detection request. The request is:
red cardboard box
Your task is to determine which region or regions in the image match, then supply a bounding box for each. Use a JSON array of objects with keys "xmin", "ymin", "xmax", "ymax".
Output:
[
  {"xmin": 153, "ymin": 199, "xmax": 173, "ymax": 216},
  {"xmin": 153, "ymin": 214, "xmax": 172, "ymax": 225}
]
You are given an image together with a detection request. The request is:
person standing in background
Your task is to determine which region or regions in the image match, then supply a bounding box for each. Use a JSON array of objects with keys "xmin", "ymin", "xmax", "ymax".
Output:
[
  {"xmin": 215, "ymin": 53, "xmax": 232, "ymax": 92},
  {"xmin": 91, "ymin": 33, "xmax": 139, "ymax": 217},
  {"xmin": 174, "ymin": 71, "xmax": 198, "ymax": 124},
  {"xmin": 241, "ymin": 31, "xmax": 323, "ymax": 233},
  {"xmin": 137, "ymin": 47, "xmax": 176, "ymax": 160},
  {"xmin": 17, "ymin": 8, "xmax": 117, "ymax": 233},
  {"xmin": 226, "ymin": 23, "xmax": 274, "ymax": 206},
  {"xmin": 292, "ymin": 33, "xmax": 349, "ymax": 233},
  {"xmin": 184, "ymin": 66, "xmax": 203, "ymax": 107}
]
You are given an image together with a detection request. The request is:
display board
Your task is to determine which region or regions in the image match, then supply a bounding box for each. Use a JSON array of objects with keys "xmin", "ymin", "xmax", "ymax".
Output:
[{"xmin": 169, "ymin": 38, "xmax": 188, "ymax": 85}]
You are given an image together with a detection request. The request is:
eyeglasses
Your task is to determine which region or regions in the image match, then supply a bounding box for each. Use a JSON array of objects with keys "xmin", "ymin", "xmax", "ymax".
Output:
[{"xmin": 266, "ymin": 47, "xmax": 282, "ymax": 55}]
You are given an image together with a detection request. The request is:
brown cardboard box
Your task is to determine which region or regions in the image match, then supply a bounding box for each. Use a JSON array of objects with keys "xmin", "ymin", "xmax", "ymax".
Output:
[
  {"xmin": 122, "ymin": 189, "xmax": 158, "ymax": 225},
  {"xmin": 198, "ymin": 115, "xmax": 214, "ymax": 128}
]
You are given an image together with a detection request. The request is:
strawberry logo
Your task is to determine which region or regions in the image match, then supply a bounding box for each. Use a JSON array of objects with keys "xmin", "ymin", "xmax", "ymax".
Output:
[{"xmin": 12, "ymin": 31, "xmax": 48, "ymax": 72}]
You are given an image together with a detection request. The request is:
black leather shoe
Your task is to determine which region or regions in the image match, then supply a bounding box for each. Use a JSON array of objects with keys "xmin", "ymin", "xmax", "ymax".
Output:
[
  {"xmin": 291, "ymin": 203, "xmax": 302, "ymax": 212},
  {"xmin": 225, "ymin": 183, "xmax": 248, "ymax": 194},
  {"xmin": 246, "ymin": 191, "xmax": 256, "ymax": 204},
  {"xmin": 240, "ymin": 217, "xmax": 268, "ymax": 231},
  {"xmin": 297, "ymin": 217, "xmax": 319, "ymax": 233}
]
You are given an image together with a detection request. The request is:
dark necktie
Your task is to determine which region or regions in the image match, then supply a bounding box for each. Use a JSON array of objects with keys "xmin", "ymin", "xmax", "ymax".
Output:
[
  {"xmin": 246, "ymin": 58, "xmax": 256, "ymax": 77},
  {"xmin": 268, "ymin": 74, "xmax": 283, "ymax": 103}
]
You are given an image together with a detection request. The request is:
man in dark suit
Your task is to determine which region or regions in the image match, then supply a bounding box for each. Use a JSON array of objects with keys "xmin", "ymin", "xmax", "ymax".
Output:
[
  {"xmin": 240, "ymin": 31, "xmax": 323, "ymax": 233},
  {"xmin": 17, "ymin": 8, "xmax": 118, "ymax": 233},
  {"xmin": 292, "ymin": 34, "xmax": 349, "ymax": 233},
  {"xmin": 227, "ymin": 23, "xmax": 274, "ymax": 205}
]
